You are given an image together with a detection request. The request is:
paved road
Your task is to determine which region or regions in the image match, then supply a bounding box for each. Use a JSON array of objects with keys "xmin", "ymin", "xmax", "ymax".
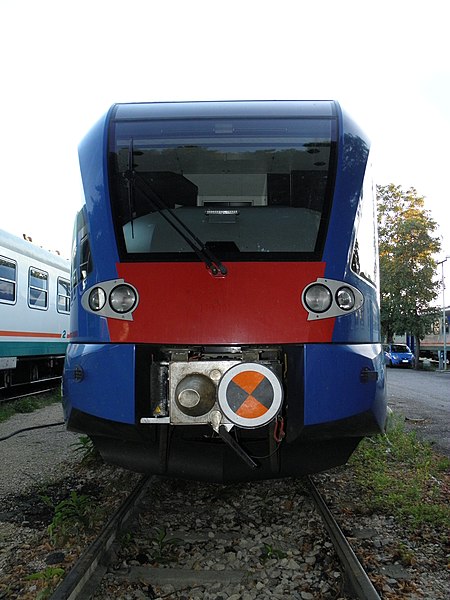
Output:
[{"xmin": 385, "ymin": 368, "xmax": 450, "ymax": 458}]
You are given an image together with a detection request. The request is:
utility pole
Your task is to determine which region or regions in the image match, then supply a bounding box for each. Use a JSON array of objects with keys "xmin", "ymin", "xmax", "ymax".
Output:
[{"xmin": 437, "ymin": 256, "xmax": 450, "ymax": 370}]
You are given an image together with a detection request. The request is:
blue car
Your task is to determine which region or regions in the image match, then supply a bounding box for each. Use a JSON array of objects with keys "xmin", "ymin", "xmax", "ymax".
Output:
[{"xmin": 383, "ymin": 344, "xmax": 414, "ymax": 368}]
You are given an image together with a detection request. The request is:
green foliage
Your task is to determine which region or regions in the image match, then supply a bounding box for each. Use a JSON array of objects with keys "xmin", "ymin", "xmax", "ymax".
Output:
[
  {"xmin": 12, "ymin": 397, "xmax": 41, "ymax": 413},
  {"xmin": 376, "ymin": 184, "xmax": 441, "ymax": 359},
  {"xmin": 259, "ymin": 543, "xmax": 287, "ymax": 561},
  {"xmin": 392, "ymin": 542, "xmax": 416, "ymax": 566},
  {"xmin": 0, "ymin": 390, "xmax": 60, "ymax": 423},
  {"xmin": 38, "ymin": 492, "xmax": 55, "ymax": 509},
  {"xmin": 350, "ymin": 416, "xmax": 450, "ymax": 529},
  {"xmin": 71, "ymin": 435, "xmax": 102, "ymax": 465},
  {"xmin": 149, "ymin": 527, "xmax": 183, "ymax": 563},
  {"xmin": 26, "ymin": 567, "xmax": 65, "ymax": 600},
  {"xmin": 48, "ymin": 491, "xmax": 100, "ymax": 544},
  {"xmin": 26, "ymin": 567, "xmax": 65, "ymax": 581},
  {"xmin": 119, "ymin": 531, "xmax": 135, "ymax": 548}
]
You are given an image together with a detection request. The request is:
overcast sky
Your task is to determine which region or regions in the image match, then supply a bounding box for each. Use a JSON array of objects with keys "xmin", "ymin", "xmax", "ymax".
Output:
[{"xmin": 1, "ymin": 0, "xmax": 449, "ymax": 292}]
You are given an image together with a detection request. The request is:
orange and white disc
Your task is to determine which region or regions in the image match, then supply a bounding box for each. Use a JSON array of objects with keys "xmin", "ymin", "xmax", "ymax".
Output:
[{"xmin": 217, "ymin": 363, "xmax": 283, "ymax": 428}]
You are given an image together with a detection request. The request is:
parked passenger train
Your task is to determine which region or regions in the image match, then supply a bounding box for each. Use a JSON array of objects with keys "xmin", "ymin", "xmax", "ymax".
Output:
[
  {"xmin": 419, "ymin": 308, "xmax": 450, "ymax": 363},
  {"xmin": 0, "ymin": 229, "xmax": 70, "ymax": 393},
  {"xmin": 391, "ymin": 307, "xmax": 450, "ymax": 364},
  {"xmin": 63, "ymin": 100, "xmax": 387, "ymax": 482}
]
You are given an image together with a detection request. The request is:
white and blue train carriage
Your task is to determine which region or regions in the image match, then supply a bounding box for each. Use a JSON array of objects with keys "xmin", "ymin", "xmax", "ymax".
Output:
[{"xmin": 0, "ymin": 229, "xmax": 70, "ymax": 392}]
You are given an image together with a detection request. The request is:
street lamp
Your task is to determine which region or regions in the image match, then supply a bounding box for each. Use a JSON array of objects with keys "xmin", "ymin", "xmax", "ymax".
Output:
[{"xmin": 437, "ymin": 256, "xmax": 450, "ymax": 370}]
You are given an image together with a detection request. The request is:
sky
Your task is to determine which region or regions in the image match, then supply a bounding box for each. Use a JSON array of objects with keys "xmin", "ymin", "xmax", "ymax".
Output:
[{"xmin": 1, "ymin": 0, "xmax": 449, "ymax": 297}]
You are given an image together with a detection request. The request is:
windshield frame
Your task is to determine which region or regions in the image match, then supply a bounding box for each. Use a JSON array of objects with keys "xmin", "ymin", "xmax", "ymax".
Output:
[{"xmin": 108, "ymin": 113, "xmax": 338, "ymax": 263}]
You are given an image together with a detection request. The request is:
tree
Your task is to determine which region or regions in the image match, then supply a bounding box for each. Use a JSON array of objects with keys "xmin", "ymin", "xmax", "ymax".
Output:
[{"xmin": 377, "ymin": 184, "xmax": 441, "ymax": 367}]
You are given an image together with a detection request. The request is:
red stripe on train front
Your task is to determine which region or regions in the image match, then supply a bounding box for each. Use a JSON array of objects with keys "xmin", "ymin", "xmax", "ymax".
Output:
[{"xmin": 107, "ymin": 262, "xmax": 334, "ymax": 345}]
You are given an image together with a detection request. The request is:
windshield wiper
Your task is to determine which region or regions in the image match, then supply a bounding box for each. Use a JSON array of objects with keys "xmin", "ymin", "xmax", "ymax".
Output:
[{"xmin": 123, "ymin": 141, "xmax": 227, "ymax": 277}]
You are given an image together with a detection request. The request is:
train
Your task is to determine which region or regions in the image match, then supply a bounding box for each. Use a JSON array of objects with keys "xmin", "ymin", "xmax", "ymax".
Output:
[
  {"xmin": 393, "ymin": 307, "xmax": 450, "ymax": 365},
  {"xmin": 0, "ymin": 229, "xmax": 70, "ymax": 395},
  {"xmin": 63, "ymin": 100, "xmax": 387, "ymax": 483},
  {"xmin": 420, "ymin": 308, "xmax": 450, "ymax": 364}
]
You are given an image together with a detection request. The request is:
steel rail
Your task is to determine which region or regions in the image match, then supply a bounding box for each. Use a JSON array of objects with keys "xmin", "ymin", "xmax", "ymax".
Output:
[
  {"xmin": 49, "ymin": 475, "xmax": 153, "ymax": 600},
  {"xmin": 0, "ymin": 378, "xmax": 61, "ymax": 403},
  {"xmin": 305, "ymin": 475, "xmax": 382, "ymax": 600}
]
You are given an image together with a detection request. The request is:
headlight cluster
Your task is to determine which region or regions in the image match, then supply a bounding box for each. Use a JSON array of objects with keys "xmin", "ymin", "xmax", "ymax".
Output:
[
  {"xmin": 302, "ymin": 278, "xmax": 363, "ymax": 320},
  {"xmin": 82, "ymin": 279, "xmax": 138, "ymax": 320}
]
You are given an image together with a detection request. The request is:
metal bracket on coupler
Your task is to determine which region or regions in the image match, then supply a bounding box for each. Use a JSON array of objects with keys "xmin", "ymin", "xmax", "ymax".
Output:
[{"xmin": 209, "ymin": 411, "xmax": 258, "ymax": 469}]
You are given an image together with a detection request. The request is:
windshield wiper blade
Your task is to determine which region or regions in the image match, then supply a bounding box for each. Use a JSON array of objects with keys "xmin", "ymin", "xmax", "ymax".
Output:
[
  {"xmin": 134, "ymin": 173, "xmax": 227, "ymax": 276},
  {"xmin": 122, "ymin": 141, "xmax": 227, "ymax": 277}
]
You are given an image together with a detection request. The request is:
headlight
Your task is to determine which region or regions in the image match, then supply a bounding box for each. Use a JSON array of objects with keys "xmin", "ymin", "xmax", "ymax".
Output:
[
  {"xmin": 109, "ymin": 284, "xmax": 137, "ymax": 313},
  {"xmin": 82, "ymin": 279, "xmax": 139, "ymax": 320},
  {"xmin": 303, "ymin": 284, "xmax": 332, "ymax": 313},
  {"xmin": 88, "ymin": 287, "xmax": 106, "ymax": 311},
  {"xmin": 336, "ymin": 287, "xmax": 355, "ymax": 311},
  {"xmin": 301, "ymin": 278, "xmax": 364, "ymax": 321}
]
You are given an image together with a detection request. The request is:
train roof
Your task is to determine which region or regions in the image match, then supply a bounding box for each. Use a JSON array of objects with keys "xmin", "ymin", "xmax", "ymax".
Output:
[
  {"xmin": 0, "ymin": 228, "xmax": 70, "ymax": 273},
  {"xmin": 110, "ymin": 100, "xmax": 338, "ymax": 122}
]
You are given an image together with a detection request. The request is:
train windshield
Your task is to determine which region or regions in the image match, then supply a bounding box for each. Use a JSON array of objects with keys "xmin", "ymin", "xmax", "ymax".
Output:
[{"xmin": 108, "ymin": 117, "xmax": 337, "ymax": 262}]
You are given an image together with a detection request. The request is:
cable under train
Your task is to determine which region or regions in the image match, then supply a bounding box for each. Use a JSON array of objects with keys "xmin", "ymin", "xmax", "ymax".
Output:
[{"xmin": 63, "ymin": 100, "xmax": 387, "ymax": 482}]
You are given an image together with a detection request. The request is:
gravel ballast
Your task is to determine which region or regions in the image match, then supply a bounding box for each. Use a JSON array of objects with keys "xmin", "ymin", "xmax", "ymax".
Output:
[{"xmin": 0, "ymin": 401, "xmax": 449, "ymax": 599}]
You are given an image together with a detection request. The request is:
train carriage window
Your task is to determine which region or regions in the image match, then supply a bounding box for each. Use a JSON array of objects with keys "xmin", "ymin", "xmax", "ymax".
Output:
[
  {"xmin": 57, "ymin": 278, "xmax": 70, "ymax": 313},
  {"xmin": 71, "ymin": 209, "xmax": 92, "ymax": 290},
  {"xmin": 0, "ymin": 256, "xmax": 16, "ymax": 304},
  {"xmin": 28, "ymin": 268, "xmax": 48, "ymax": 310},
  {"xmin": 351, "ymin": 158, "xmax": 378, "ymax": 286}
]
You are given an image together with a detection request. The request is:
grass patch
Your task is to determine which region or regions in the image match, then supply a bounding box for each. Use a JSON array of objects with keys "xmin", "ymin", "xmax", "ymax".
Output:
[
  {"xmin": 350, "ymin": 415, "xmax": 450, "ymax": 528},
  {"xmin": 0, "ymin": 389, "xmax": 61, "ymax": 423},
  {"xmin": 26, "ymin": 566, "xmax": 65, "ymax": 600}
]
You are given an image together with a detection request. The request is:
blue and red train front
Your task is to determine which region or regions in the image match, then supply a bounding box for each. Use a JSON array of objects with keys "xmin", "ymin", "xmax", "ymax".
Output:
[{"xmin": 63, "ymin": 101, "xmax": 386, "ymax": 482}]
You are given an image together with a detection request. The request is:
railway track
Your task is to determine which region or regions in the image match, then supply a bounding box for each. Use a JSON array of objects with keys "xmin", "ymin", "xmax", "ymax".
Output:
[
  {"xmin": 49, "ymin": 475, "xmax": 381, "ymax": 600},
  {"xmin": 48, "ymin": 476, "xmax": 152, "ymax": 600},
  {"xmin": 305, "ymin": 477, "xmax": 381, "ymax": 600},
  {"xmin": 0, "ymin": 377, "xmax": 61, "ymax": 404}
]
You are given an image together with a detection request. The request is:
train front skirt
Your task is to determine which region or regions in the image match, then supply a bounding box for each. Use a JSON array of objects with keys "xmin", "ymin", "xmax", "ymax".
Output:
[{"xmin": 63, "ymin": 342, "xmax": 386, "ymax": 482}]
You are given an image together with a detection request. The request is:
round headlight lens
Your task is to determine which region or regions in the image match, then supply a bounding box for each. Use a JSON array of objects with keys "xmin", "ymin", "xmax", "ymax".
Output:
[
  {"xmin": 303, "ymin": 284, "xmax": 332, "ymax": 313},
  {"xmin": 88, "ymin": 287, "xmax": 106, "ymax": 311},
  {"xmin": 109, "ymin": 284, "xmax": 137, "ymax": 313},
  {"xmin": 336, "ymin": 287, "xmax": 355, "ymax": 311}
]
